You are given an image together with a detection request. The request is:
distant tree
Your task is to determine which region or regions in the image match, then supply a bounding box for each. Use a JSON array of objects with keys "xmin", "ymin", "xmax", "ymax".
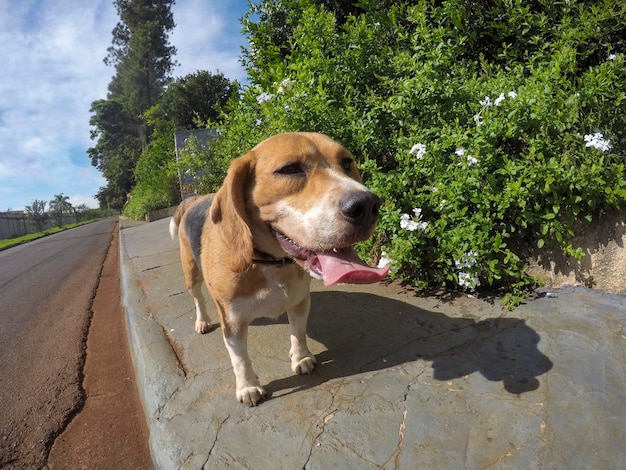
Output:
[
  {"xmin": 73, "ymin": 204, "xmax": 89, "ymax": 222},
  {"xmin": 159, "ymin": 70, "xmax": 237, "ymax": 130},
  {"xmin": 95, "ymin": 185, "xmax": 126, "ymax": 210},
  {"xmin": 49, "ymin": 194, "xmax": 73, "ymax": 227},
  {"xmin": 89, "ymin": 0, "xmax": 177, "ymax": 208},
  {"xmin": 88, "ymin": 98, "xmax": 141, "ymax": 200},
  {"xmin": 105, "ymin": 0, "xmax": 177, "ymax": 127},
  {"xmin": 25, "ymin": 199, "xmax": 49, "ymax": 232}
]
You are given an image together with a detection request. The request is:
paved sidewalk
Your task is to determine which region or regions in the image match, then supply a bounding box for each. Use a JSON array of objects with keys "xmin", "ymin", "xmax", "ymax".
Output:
[{"xmin": 119, "ymin": 216, "xmax": 625, "ymax": 470}]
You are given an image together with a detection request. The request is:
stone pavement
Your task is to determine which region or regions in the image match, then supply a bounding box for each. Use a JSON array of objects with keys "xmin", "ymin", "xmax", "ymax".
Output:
[{"xmin": 118, "ymin": 216, "xmax": 626, "ymax": 470}]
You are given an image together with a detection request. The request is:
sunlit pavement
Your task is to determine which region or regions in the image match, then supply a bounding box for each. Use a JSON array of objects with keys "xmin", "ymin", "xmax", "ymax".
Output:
[{"xmin": 119, "ymin": 216, "xmax": 625, "ymax": 469}]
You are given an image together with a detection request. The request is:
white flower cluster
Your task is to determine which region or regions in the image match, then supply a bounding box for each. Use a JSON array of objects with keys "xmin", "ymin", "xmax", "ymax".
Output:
[
  {"xmin": 277, "ymin": 78, "xmax": 293, "ymax": 94},
  {"xmin": 474, "ymin": 90, "xmax": 517, "ymax": 125},
  {"xmin": 584, "ymin": 132, "xmax": 612, "ymax": 152},
  {"xmin": 257, "ymin": 91, "xmax": 273, "ymax": 104},
  {"xmin": 479, "ymin": 91, "xmax": 517, "ymax": 108},
  {"xmin": 377, "ymin": 251, "xmax": 392, "ymax": 269},
  {"xmin": 455, "ymin": 147, "xmax": 478, "ymax": 166},
  {"xmin": 410, "ymin": 143, "xmax": 427, "ymax": 159},
  {"xmin": 257, "ymin": 78, "xmax": 294, "ymax": 107},
  {"xmin": 455, "ymin": 250, "xmax": 481, "ymax": 289},
  {"xmin": 400, "ymin": 208, "xmax": 428, "ymax": 231}
]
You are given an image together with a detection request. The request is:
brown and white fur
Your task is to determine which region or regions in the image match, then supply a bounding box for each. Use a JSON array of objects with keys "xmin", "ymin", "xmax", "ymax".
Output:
[{"xmin": 169, "ymin": 132, "xmax": 382, "ymax": 405}]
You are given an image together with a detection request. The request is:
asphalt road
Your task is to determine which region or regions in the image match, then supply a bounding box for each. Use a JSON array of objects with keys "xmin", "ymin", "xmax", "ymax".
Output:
[{"xmin": 0, "ymin": 218, "xmax": 117, "ymax": 468}]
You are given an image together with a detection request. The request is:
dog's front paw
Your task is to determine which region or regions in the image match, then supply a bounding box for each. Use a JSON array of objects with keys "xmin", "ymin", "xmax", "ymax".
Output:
[
  {"xmin": 195, "ymin": 320, "xmax": 211, "ymax": 334},
  {"xmin": 291, "ymin": 355, "xmax": 317, "ymax": 375},
  {"xmin": 237, "ymin": 386, "xmax": 268, "ymax": 406}
]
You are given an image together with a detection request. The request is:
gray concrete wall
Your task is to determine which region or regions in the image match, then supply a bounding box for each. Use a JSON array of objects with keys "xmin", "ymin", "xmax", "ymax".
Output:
[
  {"xmin": 0, "ymin": 212, "xmax": 28, "ymax": 239},
  {"xmin": 0, "ymin": 212, "xmax": 78, "ymax": 239}
]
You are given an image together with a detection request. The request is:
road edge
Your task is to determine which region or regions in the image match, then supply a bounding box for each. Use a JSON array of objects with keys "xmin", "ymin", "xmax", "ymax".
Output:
[{"xmin": 118, "ymin": 217, "xmax": 185, "ymax": 469}]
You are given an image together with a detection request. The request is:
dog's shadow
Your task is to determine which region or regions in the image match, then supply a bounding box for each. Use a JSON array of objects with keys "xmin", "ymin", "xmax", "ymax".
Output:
[{"xmin": 263, "ymin": 292, "xmax": 553, "ymax": 397}]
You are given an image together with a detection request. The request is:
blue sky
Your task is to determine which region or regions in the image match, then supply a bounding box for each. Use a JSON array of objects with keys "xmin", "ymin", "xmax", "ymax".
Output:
[{"xmin": 0, "ymin": 0, "xmax": 249, "ymax": 211}]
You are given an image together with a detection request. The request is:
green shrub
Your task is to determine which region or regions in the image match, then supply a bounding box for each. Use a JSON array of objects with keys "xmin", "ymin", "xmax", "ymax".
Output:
[
  {"xmin": 123, "ymin": 126, "xmax": 180, "ymax": 219},
  {"xmin": 197, "ymin": 0, "xmax": 626, "ymax": 306}
]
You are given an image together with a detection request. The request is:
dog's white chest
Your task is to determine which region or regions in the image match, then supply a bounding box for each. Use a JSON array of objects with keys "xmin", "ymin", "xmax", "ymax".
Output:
[{"xmin": 229, "ymin": 267, "xmax": 310, "ymax": 321}]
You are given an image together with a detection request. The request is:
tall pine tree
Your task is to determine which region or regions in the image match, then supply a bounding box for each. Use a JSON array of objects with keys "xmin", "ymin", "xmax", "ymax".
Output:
[{"xmin": 89, "ymin": 0, "xmax": 176, "ymax": 209}]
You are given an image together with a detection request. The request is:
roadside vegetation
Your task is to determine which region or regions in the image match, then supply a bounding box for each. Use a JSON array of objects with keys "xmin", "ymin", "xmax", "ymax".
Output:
[
  {"xmin": 90, "ymin": 0, "xmax": 626, "ymax": 306},
  {"xmin": 0, "ymin": 219, "xmax": 106, "ymax": 251},
  {"xmin": 88, "ymin": 0, "xmax": 236, "ymax": 215},
  {"xmin": 1, "ymin": 194, "xmax": 114, "ymax": 251}
]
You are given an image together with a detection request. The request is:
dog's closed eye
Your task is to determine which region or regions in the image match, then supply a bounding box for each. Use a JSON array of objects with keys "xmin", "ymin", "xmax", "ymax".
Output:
[{"xmin": 276, "ymin": 162, "xmax": 306, "ymax": 176}]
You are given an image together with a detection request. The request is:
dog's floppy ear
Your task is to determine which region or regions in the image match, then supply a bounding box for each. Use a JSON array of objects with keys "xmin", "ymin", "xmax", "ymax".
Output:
[{"xmin": 210, "ymin": 153, "xmax": 254, "ymax": 272}]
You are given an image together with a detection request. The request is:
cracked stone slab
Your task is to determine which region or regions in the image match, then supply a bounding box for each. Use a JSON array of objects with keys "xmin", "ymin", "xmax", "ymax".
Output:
[{"xmin": 119, "ymin": 217, "xmax": 626, "ymax": 469}]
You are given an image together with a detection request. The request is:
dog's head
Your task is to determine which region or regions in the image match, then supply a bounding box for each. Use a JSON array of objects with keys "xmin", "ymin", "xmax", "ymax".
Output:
[{"xmin": 210, "ymin": 132, "xmax": 389, "ymax": 285}]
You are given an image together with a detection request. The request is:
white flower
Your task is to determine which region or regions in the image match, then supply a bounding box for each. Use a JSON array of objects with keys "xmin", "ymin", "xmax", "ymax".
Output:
[
  {"xmin": 454, "ymin": 251, "xmax": 481, "ymax": 289},
  {"xmin": 400, "ymin": 213, "xmax": 418, "ymax": 231},
  {"xmin": 494, "ymin": 92, "xmax": 506, "ymax": 106},
  {"xmin": 255, "ymin": 119, "xmax": 263, "ymax": 126},
  {"xmin": 473, "ymin": 114, "xmax": 483, "ymax": 126},
  {"xmin": 456, "ymin": 147, "xmax": 477, "ymax": 166},
  {"xmin": 256, "ymin": 92, "xmax": 273, "ymax": 104},
  {"xmin": 454, "ymin": 250, "xmax": 479, "ymax": 269},
  {"xmin": 584, "ymin": 132, "xmax": 612, "ymax": 152},
  {"xmin": 410, "ymin": 143, "xmax": 427, "ymax": 159},
  {"xmin": 457, "ymin": 271, "xmax": 481, "ymax": 289},
  {"xmin": 608, "ymin": 53, "xmax": 617, "ymax": 61},
  {"xmin": 507, "ymin": 90, "xmax": 517, "ymax": 99},
  {"xmin": 479, "ymin": 96, "xmax": 492, "ymax": 107},
  {"xmin": 377, "ymin": 251, "xmax": 392, "ymax": 269},
  {"xmin": 248, "ymin": 41, "xmax": 259, "ymax": 59},
  {"xmin": 277, "ymin": 78, "xmax": 294, "ymax": 94},
  {"xmin": 400, "ymin": 208, "xmax": 428, "ymax": 231}
]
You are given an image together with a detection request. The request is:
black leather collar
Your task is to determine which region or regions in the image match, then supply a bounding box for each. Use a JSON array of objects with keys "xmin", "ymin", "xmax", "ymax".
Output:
[{"xmin": 252, "ymin": 250, "xmax": 295, "ymax": 267}]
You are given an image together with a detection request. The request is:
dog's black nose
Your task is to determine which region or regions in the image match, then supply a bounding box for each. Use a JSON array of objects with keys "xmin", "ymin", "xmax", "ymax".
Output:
[{"xmin": 339, "ymin": 192, "xmax": 381, "ymax": 226}]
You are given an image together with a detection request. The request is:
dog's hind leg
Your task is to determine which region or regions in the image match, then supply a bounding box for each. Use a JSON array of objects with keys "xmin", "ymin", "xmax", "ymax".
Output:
[
  {"xmin": 287, "ymin": 294, "xmax": 317, "ymax": 375},
  {"xmin": 180, "ymin": 242, "xmax": 212, "ymax": 334},
  {"xmin": 190, "ymin": 278, "xmax": 211, "ymax": 334}
]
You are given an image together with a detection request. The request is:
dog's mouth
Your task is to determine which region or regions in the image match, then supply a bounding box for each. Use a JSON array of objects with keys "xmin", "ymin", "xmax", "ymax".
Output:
[{"xmin": 271, "ymin": 229, "xmax": 389, "ymax": 286}]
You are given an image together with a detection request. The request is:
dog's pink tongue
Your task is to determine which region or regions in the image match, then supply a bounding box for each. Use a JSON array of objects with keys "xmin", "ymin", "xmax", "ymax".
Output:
[{"xmin": 316, "ymin": 247, "xmax": 390, "ymax": 286}]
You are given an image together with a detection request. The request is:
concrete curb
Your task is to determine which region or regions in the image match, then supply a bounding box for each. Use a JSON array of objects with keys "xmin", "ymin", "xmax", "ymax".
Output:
[{"xmin": 119, "ymin": 218, "xmax": 185, "ymax": 468}]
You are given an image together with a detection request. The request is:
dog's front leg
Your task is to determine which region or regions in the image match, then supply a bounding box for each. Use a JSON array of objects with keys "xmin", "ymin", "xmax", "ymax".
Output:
[
  {"xmin": 287, "ymin": 295, "xmax": 317, "ymax": 375},
  {"xmin": 223, "ymin": 325, "xmax": 267, "ymax": 406}
]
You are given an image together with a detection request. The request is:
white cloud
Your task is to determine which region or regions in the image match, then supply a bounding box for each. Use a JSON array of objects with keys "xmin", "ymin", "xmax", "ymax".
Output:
[
  {"xmin": 68, "ymin": 193, "xmax": 101, "ymax": 208},
  {"xmin": 0, "ymin": 0, "xmax": 248, "ymax": 211}
]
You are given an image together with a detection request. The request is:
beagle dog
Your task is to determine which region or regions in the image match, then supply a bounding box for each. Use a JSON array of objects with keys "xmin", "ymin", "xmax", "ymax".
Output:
[{"xmin": 169, "ymin": 132, "xmax": 389, "ymax": 405}]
